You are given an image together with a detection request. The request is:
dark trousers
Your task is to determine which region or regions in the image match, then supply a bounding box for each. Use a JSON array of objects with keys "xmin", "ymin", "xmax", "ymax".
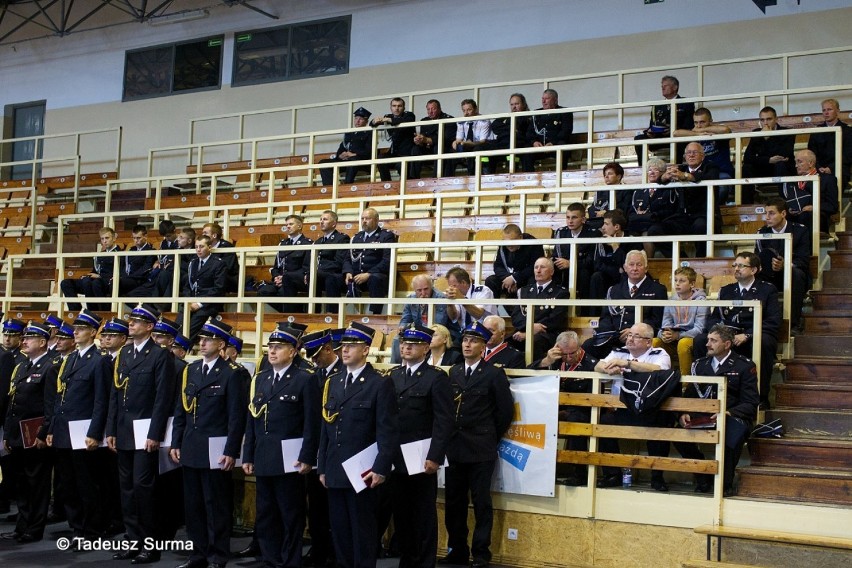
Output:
[
  {"xmin": 306, "ymin": 470, "xmax": 333, "ymax": 565},
  {"xmin": 255, "ymin": 474, "xmax": 306, "ymax": 568},
  {"xmin": 257, "ymin": 273, "xmax": 308, "ymax": 313},
  {"xmin": 102, "ymin": 448, "xmax": 124, "ymax": 532},
  {"xmin": 598, "ymin": 409, "xmax": 672, "ymax": 482},
  {"xmin": 154, "ymin": 468, "xmax": 184, "ymax": 540},
  {"xmin": 444, "ymin": 459, "xmax": 496, "ymax": 563},
  {"xmin": 118, "ymin": 276, "xmax": 146, "ymax": 296},
  {"xmin": 315, "ymin": 271, "xmax": 345, "ymax": 314},
  {"xmin": 349, "ymin": 273, "xmax": 389, "ymax": 315},
  {"xmin": 390, "ymin": 470, "xmax": 438, "ymax": 568},
  {"xmin": 327, "ymin": 486, "xmax": 378, "ymax": 568},
  {"xmin": 319, "ymin": 158, "xmax": 369, "ymax": 186},
  {"xmin": 559, "ymin": 404, "xmax": 592, "ymax": 479},
  {"xmin": 183, "ymin": 466, "xmax": 233, "ymax": 564},
  {"xmin": 508, "ymin": 330, "xmax": 553, "ymax": 362},
  {"xmin": 674, "ymin": 415, "xmax": 750, "ymax": 490},
  {"xmin": 179, "ymin": 304, "xmax": 221, "ymax": 343},
  {"xmin": 55, "ymin": 448, "xmax": 106, "ymax": 537},
  {"xmin": 60, "ymin": 276, "xmax": 112, "ymax": 311},
  {"xmin": 410, "ymin": 146, "xmax": 454, "ymax": 179},
  {"xmin": 483, "ymin": 274, "xmax": 514, "ymax": 299},
  {"xmin": 8, "ymin": 446, "xmax": 51, "ymax": 538},
  {"xmin": 116, "ymin": 449, "xmax": 159, "ymax": 543}
]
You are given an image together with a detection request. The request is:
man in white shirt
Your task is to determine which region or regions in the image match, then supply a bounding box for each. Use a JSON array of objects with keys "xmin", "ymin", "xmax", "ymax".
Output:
[{"xmin": 444, "ymin": 267, "xmax": 496, "ymax": 344}]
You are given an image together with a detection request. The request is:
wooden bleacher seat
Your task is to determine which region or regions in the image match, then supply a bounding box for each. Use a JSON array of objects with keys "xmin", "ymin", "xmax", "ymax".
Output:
[
  {"xmin": 396, "ymin": 231, "xmax": 435, "ymax": 262},
  {"xmin": 35, "ymin": 171, "xmax": 118, "ymax": 194},
  {"xmin": 692, "ymin": 524, "xmax": 852, "ymax": 564}
]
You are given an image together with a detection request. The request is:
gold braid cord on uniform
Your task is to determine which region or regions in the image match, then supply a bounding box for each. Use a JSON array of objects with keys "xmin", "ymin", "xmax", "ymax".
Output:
[
  {"xmin": 55, "ymin": 355, "xmax": 70, "ymax": 405},
  {"xmin": 7, "ymin": 363, "xmax": 21, "ymax": 402},
  {"xmin": 181, "ymin": 365, "xmax": 197, "ymax": 415},
  {"xmin": 112, "ymin": 349, "xmax": 130, "ymax": 404},
  {"xmin": 247, "ymin": 371, "xmax": 270, "ymax": 431},
  {"xmin": 321, "ymin": 375, "xmax": 339, "ymax": 424}
]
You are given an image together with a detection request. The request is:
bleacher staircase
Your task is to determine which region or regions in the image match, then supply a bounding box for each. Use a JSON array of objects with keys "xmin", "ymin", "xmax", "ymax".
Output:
[{"xmin": 736, "ymin": 227, "xmax": 852, "ymax": 506}]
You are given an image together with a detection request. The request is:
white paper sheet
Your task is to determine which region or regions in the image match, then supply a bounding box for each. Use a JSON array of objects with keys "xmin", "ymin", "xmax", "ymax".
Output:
[
  {"xmin": 400, "ymin": 438, "xmax": 431, "ymax": 475},
  {"xmin": 68, "ymin": 419, "xmax": 106, "ymax": 450},
  {"xmin": 281, "ymin": 438, "xmax": 304, "ymax": 473},
  {"xmin": 208, "ymin": 436, "xmax": 242, "ymax": 469},
  {"xmin": 341, "ymin": 442, "xmax": 378, "ymax": 493},
  {"xmin": 132, "ymin": 417, "xmax": 174, "ymax": 450}
]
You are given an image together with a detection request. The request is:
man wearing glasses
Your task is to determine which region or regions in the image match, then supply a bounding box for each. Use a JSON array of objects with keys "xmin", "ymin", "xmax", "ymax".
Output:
[
  {"xmin": 594, "ymin": 323, "xmax": 672, "ymax": 491},
  {"xmin": 692, "ymin": 252, "xmax": 780, "ymax": 409}
]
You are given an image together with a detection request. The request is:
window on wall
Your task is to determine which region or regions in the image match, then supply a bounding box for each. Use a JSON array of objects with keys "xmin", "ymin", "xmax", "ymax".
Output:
[
  {"xmin": 232, "ymin": 17, "xmax": 350, "ymax": 87},
  {"xmin": 123, "ymin": 36, "xmax": 223, "ymax": 101}
]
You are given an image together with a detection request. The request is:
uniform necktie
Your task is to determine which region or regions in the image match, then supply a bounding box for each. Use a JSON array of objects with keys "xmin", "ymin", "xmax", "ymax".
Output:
[
  {"xmin": 712, "ymin": 359, "xmax": 719, "ymax": 372},
  {"xmin": 537, "ymin": 285, "xmax": 544, "ymax": 295},
  {"xmin": 465, "ymin": 367, "xmax": 473, "ymax": 380},
  {"xmin": 346, "ymin": 372, "xmax": 354, "ymax": 389},
  {"xmin": 630, "ymin": 285, "xmax": 638, "ymax": 297},
  {"xmin": 273, "ymin": 372, "xmax": 281, "ymax": 384},
  {"xmin": 405, "ymin": 368, "xmax": 413, "ymax": 380},
  {"xmin": 202, "ymin": 364, "xmax": 210, "ymax": 377},
  {"xmin": 485, "ymin": 349, "xmax": 491, "ymax": 358}
]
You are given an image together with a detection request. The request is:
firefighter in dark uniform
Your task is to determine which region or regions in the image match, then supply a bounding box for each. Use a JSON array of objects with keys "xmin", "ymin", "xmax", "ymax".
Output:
[
  {"xmin": 441, "ymin": 321, "xmax": 514, "ymax": 568},
  {"xmin": 317, "ymin": 322, "xmax": 399, "ymax": 568},
  {"xmin": 257, "ymin": 215, "xmax": 314, "ymax": 313},
  {"xmin": 389, "ymin": 323, "xmax": 453, "ymax": 568},
  {"xmin": 300, "ymin": 329, "xmax": 343, "ymax": 568},
  {"xmin": 169, "ymin": 319, "xmax": 248, "ymax": 568},
  {"xmin": 243, "ymin": 325, "xmax": 321, "ymax": 568},
  {"xmin": 320, "ymin": 107, "xmax": 375, "ymax": 186},
  {"xmin": 0, "ymin": 322, "xmax": 59, "ymax": 543},
  {"xmin": 530, "ymin": 330, "xmax": 599, "ymax": 486},
  {"xmin": 105, "ymin": 304, "xmax": 175, "ymax": 563},
  {"xmin": 46, "ymin": 309, "xmax": 112, "ymax": 539},
  {"xmin": 342, "ymin": 208, "xmax": 397, "ymax": 315},
  {"xmin": 313, "ymin": 210, "xmax": 351, "ymax": 315},
  {"xmin": 676, "ymin": 324, "xmax": 759, "ymax": 496},
  {"xmin": 0, "ymin": 317, "xmax": 26, "ymax": 514}
]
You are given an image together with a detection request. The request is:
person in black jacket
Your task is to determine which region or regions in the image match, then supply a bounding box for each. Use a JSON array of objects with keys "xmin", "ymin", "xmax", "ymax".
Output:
[
  {"xmin": 313, "ymin": 210, "xmax": 350, "ymax": 314},
  {"xmin": 118, "ymin": 225, "xmax": 157, "ymax": 296},
  {"xmin": 552, "ymin": 202, "xmax": 599, "ymax": 304},
  {"xmin": 372, "ymin": 97, "xmax": 417, "ymax": 181},
  {"xmin": 675, "ymin": 325, "xmax": 759, "ymax": 495},
  {"xmin": 343, "ymin": 207, "xmax": 397, "ymax": 315},
  {"xmin": 633, "ymin": 75, "xmax": 695, "ymax": 166},
  {"xmin": 388, "ymin": 324, "xmax": 453, "ymax": 568},
  {"xmin": 483, "ymin": 223, "xmax": 545, "ymax": 299},
  {"xmin": 257, "ymin": 215, "xmax": 314, "ymax": 313},
  {"xmin": 807, "ymin": 98, "xmax": 851, "ymax": 190},
  {"xmin": 170, "ymin": 319, "xmax": 248, "ymax": 568},
  {"xmin": 202, "ymin": 222, "xmax": 240, "ymax": 294},
  {"xmin": 481, "ymin": 315, "xmax": 526, "ymax": 369},
  {"xmin": 46, "ymin": 310, "xmax": 112, "ymax": 540},
  {"xmin": 522, "ymin": 89, "xmax": 573, "ymax": 173},
  {"xmin": 781, "ymin": 149, "xmax": 839, "ymax": 234},
  {"xmin": 509, "ymin": 257, "xmax": 569, "ymax": 360},
  {"xmin": 588, "ymin": 209, "xmax": 639, "ymax": 301},
  {"xmin": 587, "ymin": 163, "xmax": 632, "ymax": 232},
  {"xmin": 180, "ymin": 235, "xmax": 227, "ymax": 342},
  {"xmin": 482, "ymin": 93, "xmax": 529, "ymax": 174},
  {"xmin": 627, "ymin": 158, "xmax": 680, "ymax": 260},
  {"xmin": 741, "ymin": 106, "xmax": 796, "ymax": 203},
  {"xmin": 755, "ymin": 198, "xmax": 811, "ymax": 333},
  {"xmin": 320, "ymin": 107, "xmax": 375, "ymax": 186},
  {"xmin": 1, "ymin": 322, "xmax": 59, "ymax": 544},
  {"xmin": 441, "ymin": 321, "xmax": 514, "ymax": 568},
  {"xmin": 61, "ymin": 226, "xmax": 121, "ymax": 311},
  {"xmin": 411, "ymin": 99, "xmax": 457, "ymax": 178},
  {"xmin": 105, "ymin": 304, "xmax": 175, "ymax": 563}
]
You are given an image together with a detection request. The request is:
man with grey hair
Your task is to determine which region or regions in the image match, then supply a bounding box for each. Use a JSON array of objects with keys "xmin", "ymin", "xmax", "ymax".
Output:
[
  {"xmin": 481, "ymin": 315, "xmax": 525, "ymax": 369},
  {"xmin": 509, "ymin": 257, "xmax": 569, "ymax": 360},
  {"xmin": 522, "ymin": 89, "xmax": 573, "ymax": 172},
  {"xmin": 633, "ymin": 75, "xmax": 695, "ymax": 164},
  {"xmin": 781, "ymin": 148, "xmax": 839, "ymax": 233},
  {"xmin": 390, "ymin": 274, "xmax": 450, "ymax": 364}
]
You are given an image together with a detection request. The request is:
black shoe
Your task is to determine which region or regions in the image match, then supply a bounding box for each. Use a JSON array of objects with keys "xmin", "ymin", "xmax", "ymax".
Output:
[
  {"xmin": 650, "ymin": 479, "xmax": 669, "ymax": 492},
  {"xmin": 438, "ymin": 553, "xmax": 469, "ymax": 565},
  {"xmin": 557, "ymin": 473, "xmax": 586, "ymax": 486},
  {"xmin": 113, "ymin": 549, "xmax": 139, "ymax": 560},
  {"xmin": 723, "ymin": 486, "xmax": 738, "ymax": 498},
  {"xmin": 472, "ymin": 559, "xmax": 490, "ymax": 568},
  {"xmin": 596, "ymin": 475, "xmax": 620, "ymax": 488},
  {"xmin": 176, "ymin": 560, "xmax": 208, "ymax": 568},
  {"xmin": 0, "ymin": 531, "xmax": 22, "ymax": 540},
  {"xmin": 131, "ymin": 550, "xmax": 161, "ymax": 564},
  {"xmin": 233, "ymin": 541, "xmax": 260, "ymax": 558},
  {"xmin": 695, "ymin": 476, "xmax": 712, "ymax": 494},
  {"xmin": 209, "ymin": 563, "xmax": 225, "ymax": 568},
  {"xmin": 16, "ymin": 533, "xmax": 41, "ymax": 544}
]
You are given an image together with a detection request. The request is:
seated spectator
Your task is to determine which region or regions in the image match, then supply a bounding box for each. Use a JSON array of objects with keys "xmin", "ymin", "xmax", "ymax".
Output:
[
  {"xmin": 655, "ymin": 267, "xmax": 708, "ymax": 375},
  {"xmin": 587, "ymin": 163, "xmax": 631, "ymax": 232},
  {"xmin": 343, "ymin": 207, "xmax": 396, "ymax": 315},
  {"xmin": 60, "ymin": 226, "xmax": 120, "ymax": 312},
  {"xmin": 156, "ymin": 227, "xmax": 195, "ymax": 303},
  {"xmin": 692, "ymin": 252, "xmax": 780, "ymax": 408},
  {"xmin": 411, "ymin": 99, "xmax": 456, "ymax": 179},
  {"xmin": 313, "ymin": 210, "xmax": 350, "ymax": 314},
  {"xmin": 180, "ymin": 235, "xmax": 227, "ymax": 342},
  {"xmin": 628, "ymin": 158, "xmax": 679, "ymax": 259},
  {"xmin": 522, "ymin": 89, "xmax": 573, "ymax": 173},
  {"xmin": 482, "ymin": 93, "xmax": 530, "ymax": 174},
  {"xmin": 633, "ymin": 75, "xmax": 695, "ymax": 165},
  {"xmin": 741, "ymin": 106, "xmax": 796, "ymax": 204},
  {"xmin": 127, "ymin": 219, "xmax": 181, "ymax": 301},
  {"xmin": 588, "ymin": 209, "xmax": 637, "ymax": 301},
  {"xmin": 660, "ymin": 142, "xmax": 722, "ymax": 257},
  {"xmin": 444, "ymin": 266, "xmax": 495, "ymax": 343},
  {"xmin": 552, "ymin": 202, "xmax": 599, "ymax": 301},
  {"xmin": 675, "ymin": 324, "xmax": 758, "ymax": 496},
  {"xmin": 674, "ymin": 107, "xmax": 734, "ymax": 179},
  {"xmin": 807, "ymin": 98, "xmax": 851, "ymax": 190},
  {"xmin": 257, "ymin": 215, "xmax": 313, "ymax": 313},
  {"xmin": 755, "ymin": 197, "xmax": 811, "ymax": 335},
  {"xmin": 483, "ymin": 223, "xmax": 545, "ymax": 299},
  {"xmin": 530, "ymin": 330, "xmax": 599, "ymax": 486},
  {"xmin": 319, "ymin": 107, "xmax": 374, "ymax": 186},
  {"xmin": 781, "ymin": 149, "xmax": 839, "ymax": 234},
  {"xmin": 509, "ymin": 257, "xmax": 569, "ymax": 360},
  {"xmin": 371, "ymin": 97, "xmax": 417, "ymax": 181},
  {"xmin": 389, "ymin": 274, "xmax": 451, "ymax": 364},
  {"xmin": 594, "ymin": 323, "xmax": 672, "ymax": 491},
  {"xmin": 202, "ymin": 222, "xmax": 239, "ymax": 293},
  {"xmin": 452, "ymin": 99, "xmax": 492, "ymax": 175},
  {"xmin": 481, "ymin": 315, "xmax": 525, "ymax": 369},
  {"xmin": 427, "ymin": 324, "xmax": 462, "ymax": 367},
  {"xmin": 584, "ymin": 250, "xmax": 667, "ymax": 359},
  {"xmin": 118, "ymin": 224, "xmax": 156, "ymax": 296}
]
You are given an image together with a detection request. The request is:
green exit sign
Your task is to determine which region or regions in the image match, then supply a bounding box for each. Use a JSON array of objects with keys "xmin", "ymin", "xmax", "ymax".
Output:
[
  {"xmin": 208, "ymin": 38, "xmax": 223, "ymax": 47},
  {"xmin": 645, "ymin": 0, "xmax": 664, "ymax": 4},
  {"xmin": 236, "ymin": 33, "xmax": 253, "ymax": 43}
]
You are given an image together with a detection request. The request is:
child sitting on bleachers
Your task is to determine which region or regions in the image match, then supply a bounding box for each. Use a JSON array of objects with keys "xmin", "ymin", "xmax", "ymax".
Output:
[{"xmin": 654, "ymin": 266, "xmax": 708, "ymax": 374}]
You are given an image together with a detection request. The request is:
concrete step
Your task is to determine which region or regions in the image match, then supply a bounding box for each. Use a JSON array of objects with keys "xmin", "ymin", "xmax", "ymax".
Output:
[
  {"xmin": 792, "ymin": 335, "xmax": 852, "ymax": 358},
  {"xmin": 737, "ymin": 465, "xmax": 852, "ymax": 506},
  {"xmin": 775, "ymin": 383, "xmax": 852, "ymax": 410},
  {"xmin": 783, "ymin": 357, "xmax": 852, "ymax": 383},
  {"xmin": 748, "ymin": 437, "xmax": 852, "ymax": 469},
  {"xmin": 766, "ymin": 408, "xmax": 852, "ymax": 440}
]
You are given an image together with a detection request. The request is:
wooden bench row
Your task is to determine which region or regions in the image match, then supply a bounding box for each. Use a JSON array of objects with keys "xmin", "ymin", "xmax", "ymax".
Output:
[
  {"xmin": 692, "ymin": 523, "xmax": 852, "ymax": 564},
  {"xmin": 0, "ymin": 171, "xmax": 117, "ymax": 196}
]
